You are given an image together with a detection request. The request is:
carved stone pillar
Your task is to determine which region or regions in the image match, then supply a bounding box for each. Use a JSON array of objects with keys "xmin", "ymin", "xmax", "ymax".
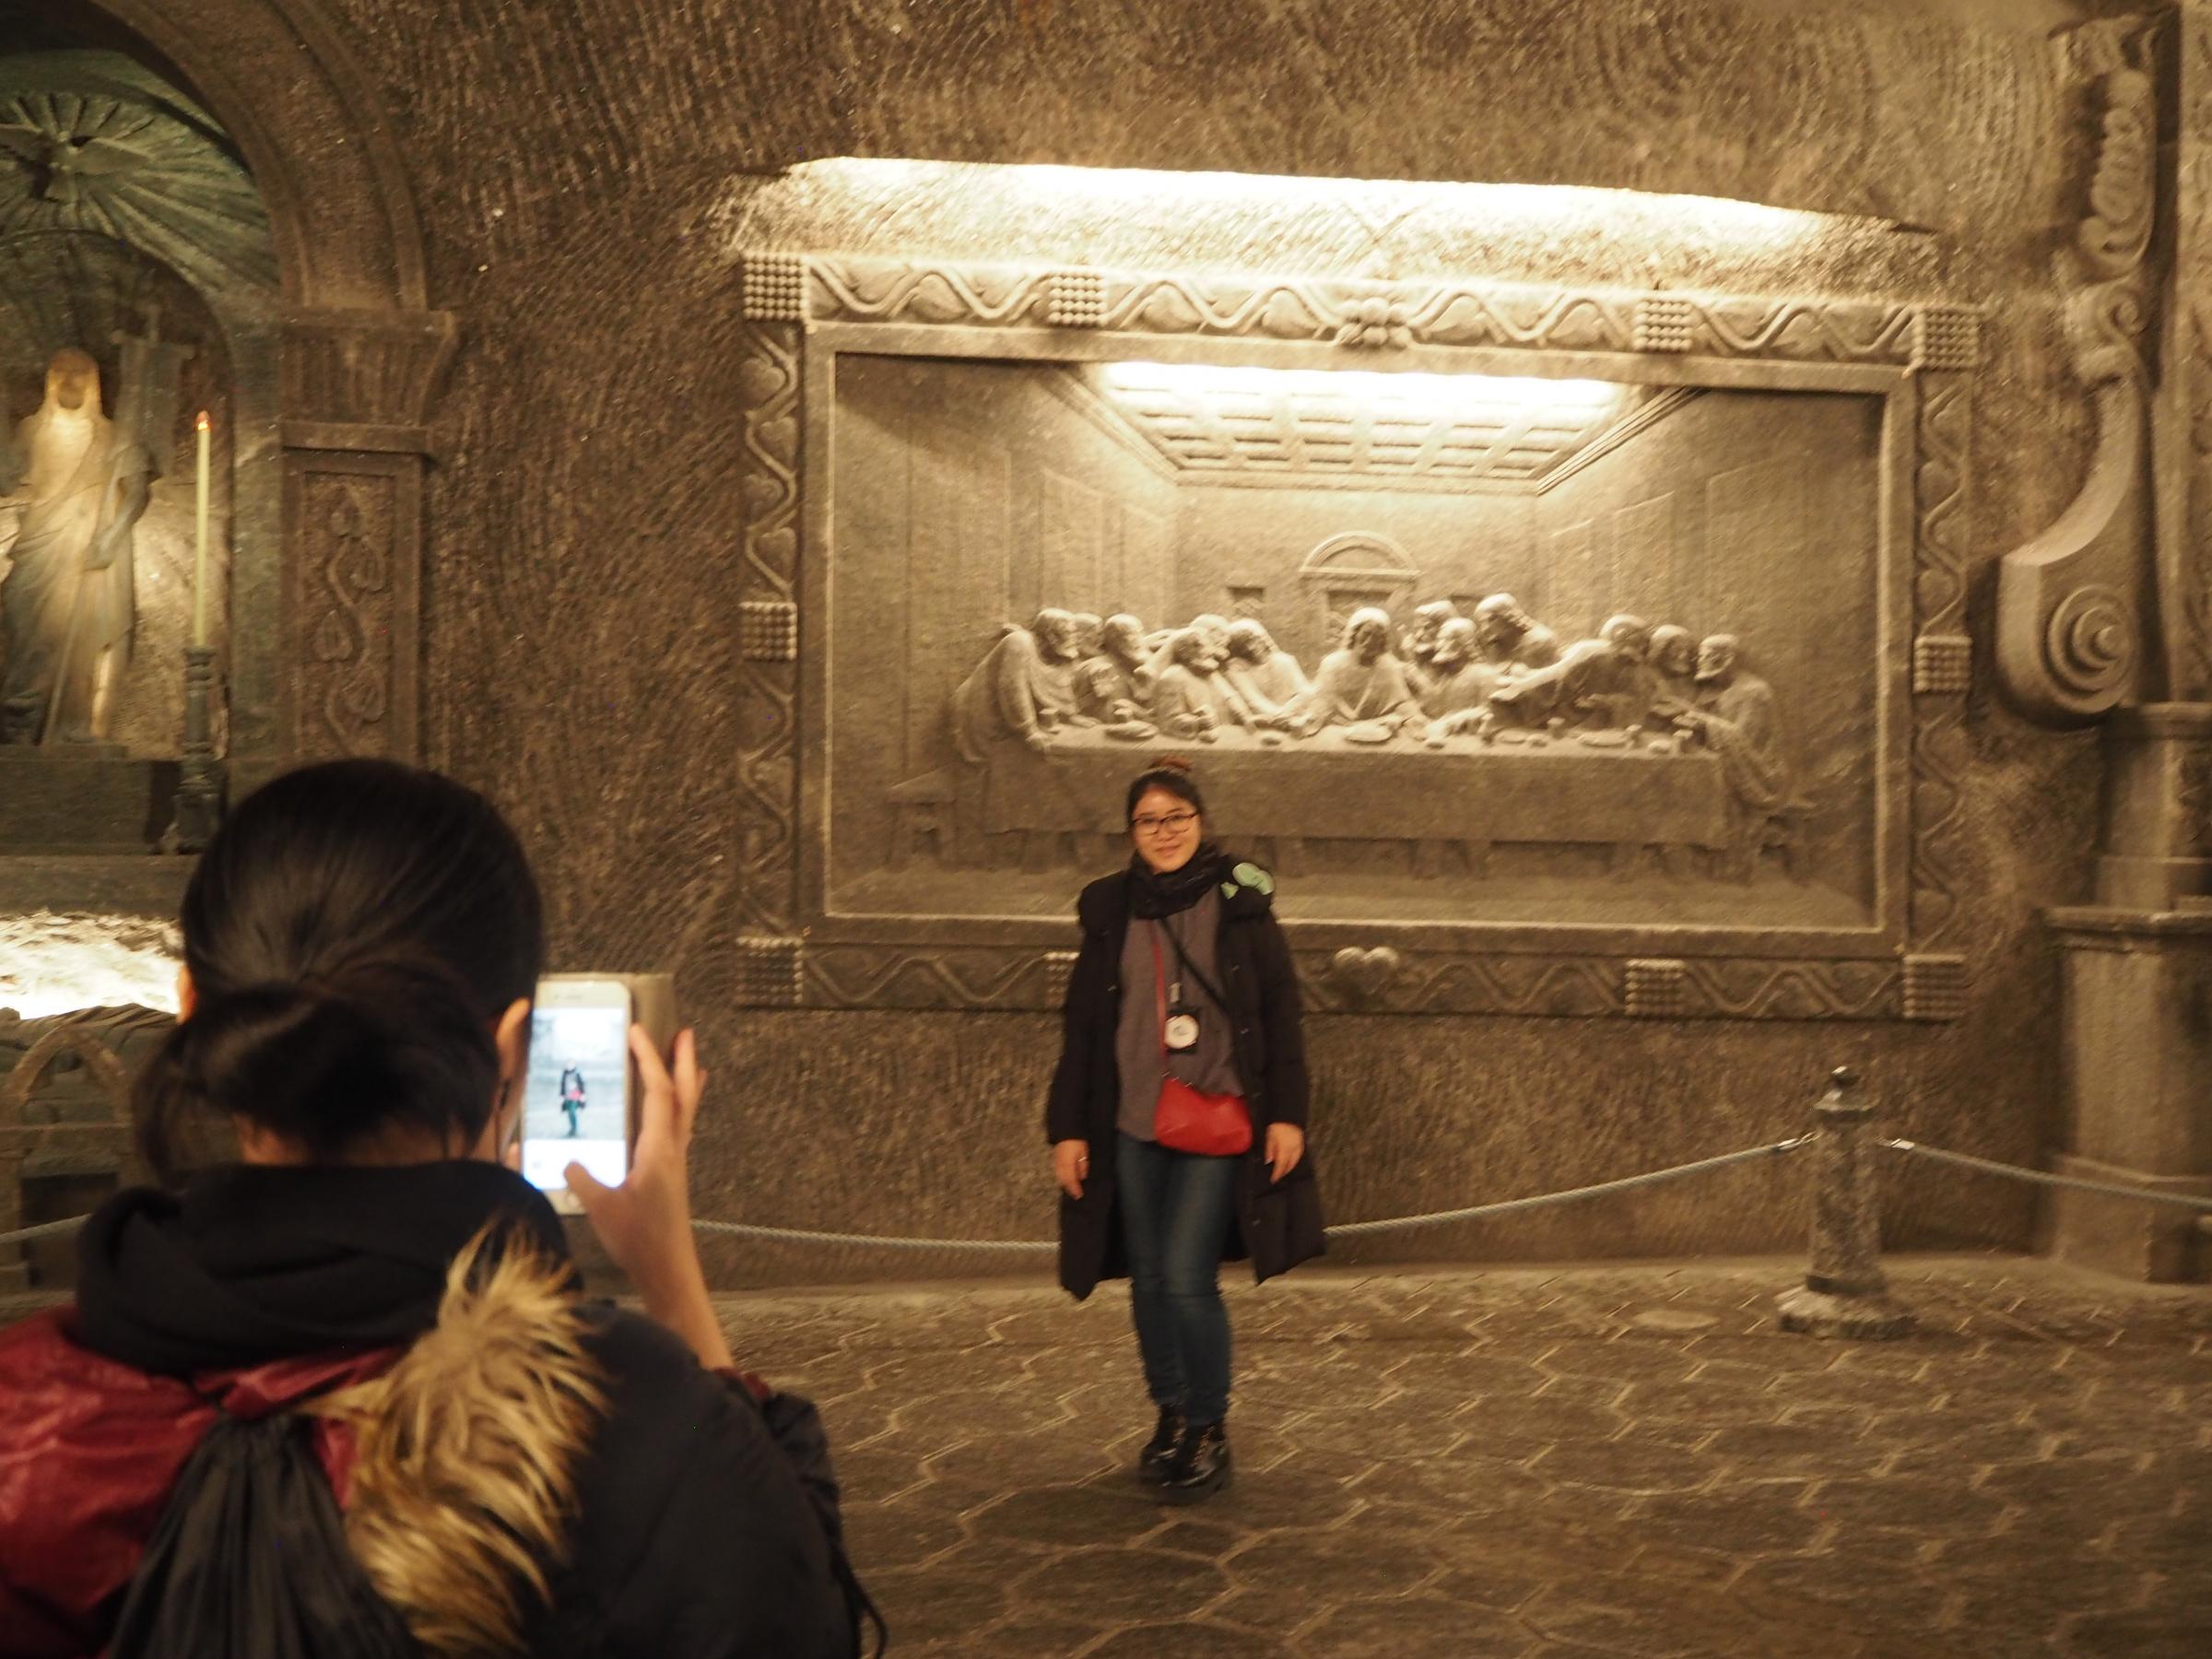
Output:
[
  {"xmin": 2025, "ymin": 16, "xmax": 2212, "ymax": 1281},
  {"xmin": 276, "ymin": 306, "xmax": 457, "ymax": 772}
]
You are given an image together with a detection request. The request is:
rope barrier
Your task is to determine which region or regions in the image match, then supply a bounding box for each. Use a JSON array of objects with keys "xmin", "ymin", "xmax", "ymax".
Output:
[
  {"xmin": 20, "ymin": 1131, "xmax": 2204, "ymax": 1257},
  {"xmin": 1324, "ymin": 1135, "xmax": 1814, "ymax": 1238},
  {"xmin": 0, "ymin": 1214, "xmax": 91, "ymax": 1247},
  {"xmin": 1880, "ymin": 1138, "xmax": 2212, "ymax": 1213},
  {"xmin": 0, "ymin": 1135, "xmax": 1816, "ymax": 1254}
]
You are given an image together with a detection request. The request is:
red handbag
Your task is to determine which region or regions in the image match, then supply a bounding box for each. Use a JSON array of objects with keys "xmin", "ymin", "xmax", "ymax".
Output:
[{"xmin": 1149, "ymin": 924, "xmax": 1253, "ymax": 1157}]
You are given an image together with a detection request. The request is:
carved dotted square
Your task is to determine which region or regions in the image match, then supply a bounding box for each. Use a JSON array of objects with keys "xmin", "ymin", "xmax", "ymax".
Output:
[
  {"xmin": 1047, "ymin": 267, "xmax": 1107, "ymax": 328},
  {"xmin": 1913, "ymin": 633, "xmax": 1971, "ymax": 696},
  {"xmin": 743, "ymin": 253, "xmax": 807, "ymax": 323},
  {"xmin": 1902, "ymin": 954, "xmax": 1969, "ymax": 1022},
  {"xmin": 739, "ymin": 600, "xmax": 799, "ymax": 662},
  {"xmin": 1626, "ymin": 958, "xmax": 1689, "ymax": 1018},
  {"xmin": 1914, "ymin": 306, "xmax": 1981, "ymax": 372},
  {"xmin": 1042, "ymin": 949, "xmax": 1079, "ymax": 1008},
  {"xmin": 736, "ymin": 936, "xmax": 804, "ymax": 1006},
  {"xmin": 1634, "ymin": 296, "xmax": 1697, "ymax": 354}
]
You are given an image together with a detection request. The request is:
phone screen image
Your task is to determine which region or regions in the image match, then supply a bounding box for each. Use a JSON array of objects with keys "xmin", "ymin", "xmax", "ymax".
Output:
[{"xmin": 522, "ymin": 1004, "xmax": 629, "ymax": 1194}]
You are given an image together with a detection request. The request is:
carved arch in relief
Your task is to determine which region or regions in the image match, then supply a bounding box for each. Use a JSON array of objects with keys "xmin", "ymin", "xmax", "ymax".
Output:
[{"xmin": 1299, "ymin": 531, "xmax": 1419, "ymax": 643}]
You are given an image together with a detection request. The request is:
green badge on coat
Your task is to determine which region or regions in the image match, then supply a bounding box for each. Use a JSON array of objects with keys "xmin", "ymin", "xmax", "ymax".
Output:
[{"xmin": 1230, "ymin": 862, "xmax": 1275, "ymax": 897}]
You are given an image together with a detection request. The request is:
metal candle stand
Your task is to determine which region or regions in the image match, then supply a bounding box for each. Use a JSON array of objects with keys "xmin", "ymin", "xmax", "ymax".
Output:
[{"xmin": 166, "ymin": 644, "xmax": 224, "ymax": 853}]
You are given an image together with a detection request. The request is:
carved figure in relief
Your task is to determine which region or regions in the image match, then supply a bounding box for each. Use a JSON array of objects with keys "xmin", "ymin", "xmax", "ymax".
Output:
[
  {"xmin": 0, "ymin": 349, "xmax": 152, "ymax": 745},
  {"xmin": 1400, "ymin": 600, "xmax": 1459, "ymax": 675},
  {"xmin": 950, "ymin": 607, "xmax": 1083, "ymax": 759},
  {"xmin": 1099, "ymin": 613, "xmax": 1155, "ymax": 709},
  {"xmin": 1471, "ymin": 594, "xmax": 1562, "ymax": 674},
  {"xmin": 1488, "ymin": 615, "xmax": 1653, "ymax": 731},
  {"xmin": 1418, "ymin": 618, "xmax": 1505, "ymax": 729},
  {"xmin": 1221, "ymin": 619, "xmax": 1309, "ymax": 719},
  {"xmin": 1274, "ymin": 606, "xmax": 1423, "ymax": 736},
  {"xmin": 1152, "ymin": 626, "xmax": 1248, "ymax": 738},
  {"xmin": 1681, "ymin": 633, "xmax": 1791, "ymax": 876},
  {"xmin": 1645, "ymin": 624, "xmax": 1699, "ymax": 724}
]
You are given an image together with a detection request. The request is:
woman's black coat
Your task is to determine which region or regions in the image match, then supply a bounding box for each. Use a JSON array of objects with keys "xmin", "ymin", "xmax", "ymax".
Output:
[{"xmin": 1045, "ymin": 862, "xmax": 1326, "ymax": 1299}]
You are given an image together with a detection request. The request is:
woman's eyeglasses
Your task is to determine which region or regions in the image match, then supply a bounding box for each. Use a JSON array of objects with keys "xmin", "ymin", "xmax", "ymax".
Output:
[{"xmin": 1132, "ymin": 811, "xmax": 1200, "ymax": 835}]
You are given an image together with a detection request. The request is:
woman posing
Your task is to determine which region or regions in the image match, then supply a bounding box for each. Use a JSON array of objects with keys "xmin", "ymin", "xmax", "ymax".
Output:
[{"xmin": 1046, "ymin": 759, "xmax": 1325, "ymax": 1503}]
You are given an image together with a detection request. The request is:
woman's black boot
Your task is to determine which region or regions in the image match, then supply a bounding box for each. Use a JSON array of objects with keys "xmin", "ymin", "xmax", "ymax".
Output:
[
  {"xmin": 1157, "ymin": 1419, "xmax": 1230, "ymax": 1504},
  {"xmin": 1138, "ymin": 1406, "xmax": 1183, "ymax": 1481}
]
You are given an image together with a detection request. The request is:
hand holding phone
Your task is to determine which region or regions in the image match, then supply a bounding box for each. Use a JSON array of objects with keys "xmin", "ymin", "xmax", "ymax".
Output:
[{"xmin": 566, "ymin": 1026, "xmax": 732, "ymax": 1371}]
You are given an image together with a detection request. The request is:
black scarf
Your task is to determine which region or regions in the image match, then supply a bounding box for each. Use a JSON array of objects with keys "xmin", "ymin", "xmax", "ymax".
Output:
[
  {"xmin": 74, "ymin": 1160, "xmax": 572, "ymax": 1378},
  {"xmin": 1127, "ymin": 843, "xmax": 1230, "ymax": 920}
]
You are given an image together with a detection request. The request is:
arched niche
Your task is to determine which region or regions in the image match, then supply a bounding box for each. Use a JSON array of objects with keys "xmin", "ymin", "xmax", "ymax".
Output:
[
  {"xmin": 4, "ymin": 0, "xmax": 452, "ymax": 796},
  {"xmin": 1299, "ymin": 531, "xmax": 1419, "ymax": 647}
]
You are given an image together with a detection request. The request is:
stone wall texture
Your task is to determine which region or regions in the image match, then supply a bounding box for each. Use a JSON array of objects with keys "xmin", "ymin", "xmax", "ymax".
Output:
[{"xmin": 92, "ymin": 0, "xmax": 2158, "ymax": 1278}]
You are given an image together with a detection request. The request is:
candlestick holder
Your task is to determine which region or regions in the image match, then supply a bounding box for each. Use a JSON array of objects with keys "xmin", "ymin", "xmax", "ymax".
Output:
[{"xmin": 165, "ymin": 644, "xmax": 225, "ymax": 853}]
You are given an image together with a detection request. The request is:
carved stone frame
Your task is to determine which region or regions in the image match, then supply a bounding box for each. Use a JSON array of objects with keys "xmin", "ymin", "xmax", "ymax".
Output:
[{"xmin": 735, "ymin": 255, "xmax": 1979, "ymax": 1020}]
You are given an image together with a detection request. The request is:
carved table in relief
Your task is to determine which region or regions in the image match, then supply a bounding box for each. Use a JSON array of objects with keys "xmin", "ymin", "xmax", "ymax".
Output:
[{"xmin": 977, "ymin": 728, "xmax": 1730, "ymax": 862}]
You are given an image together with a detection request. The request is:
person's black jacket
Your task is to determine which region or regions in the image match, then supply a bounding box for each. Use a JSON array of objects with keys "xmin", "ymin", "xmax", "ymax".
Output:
[
  {"xmin": 1045, "ymin": 861, "xmax": 1325, "ymax": 1299},
  {"xmin": 0, "ymin": 1161, "xmax": 877, "ymax": 1658}
]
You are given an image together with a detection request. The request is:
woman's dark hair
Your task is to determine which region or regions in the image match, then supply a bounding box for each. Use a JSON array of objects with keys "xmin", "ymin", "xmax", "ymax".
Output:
[
  {"xmin": 1125, "ymin": 757, "xmax": 1206, "ymax": 825},
  {"xmin": 135, "ymin": 759, "xmax": 546, "ymax": 1175}
]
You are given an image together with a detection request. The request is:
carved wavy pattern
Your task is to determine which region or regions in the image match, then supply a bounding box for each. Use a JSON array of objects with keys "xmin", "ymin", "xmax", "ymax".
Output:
[
  {"xmin": 1911, "ymin": 371, "xmax": 1973, "ymax": 954},
  {"xmin": 799, "ymin": 254, "xmax": 1927, "ymax": 364},
  {"xmin": 1913, "ymin": 376, "xmax": 1971, "ymax": 636},
  {"xmin": 810, "ymin": 261, "xmax": 1052, "ymax": 327},
  {"xmin": 1295, "ymin": 954, "xmax": 1620, "ymax": 1018},
  {"xmin": 1694, "ymin": 300, "xmax": 1914, "ymax": 362},
  {"xmin": 734, "ymin": 322, "xmax": 801, "ymax": 934},
  {"xmin": 1677, "ymin": 959, "xmax": 1897, "ymax": 1020},
  {"xmin": 803, "ymin": 948, "xmax": 1045, "ymax": 1010}
]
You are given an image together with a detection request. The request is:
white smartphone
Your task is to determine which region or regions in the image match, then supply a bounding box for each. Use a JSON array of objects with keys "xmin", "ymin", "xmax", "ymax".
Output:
[{"xmin": 521, "ymin": 975, "xmax": 634, "ymax": 1214}]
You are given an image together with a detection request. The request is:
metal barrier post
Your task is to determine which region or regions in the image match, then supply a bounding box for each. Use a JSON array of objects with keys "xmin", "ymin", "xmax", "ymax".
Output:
[{"xmin": 1777, "ymin": 1067, "xmax": 1914, "ymax": 1339}]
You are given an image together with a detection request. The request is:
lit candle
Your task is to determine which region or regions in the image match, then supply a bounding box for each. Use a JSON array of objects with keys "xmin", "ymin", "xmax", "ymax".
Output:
[{"xmin": 193, "ymin": 411, "xmax": 210, "ymax": 648}]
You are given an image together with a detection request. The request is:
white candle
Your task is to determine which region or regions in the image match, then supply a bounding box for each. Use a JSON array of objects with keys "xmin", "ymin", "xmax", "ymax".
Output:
[{"xmin": 193, "ymin": 411, "xmax": 210, "ymax": 648}]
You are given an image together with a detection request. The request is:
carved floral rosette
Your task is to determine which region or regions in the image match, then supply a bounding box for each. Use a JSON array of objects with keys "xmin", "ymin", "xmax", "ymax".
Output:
[{"xmin": 733, "ymin": 251, "xmax": 1984, "ymax": 1022}]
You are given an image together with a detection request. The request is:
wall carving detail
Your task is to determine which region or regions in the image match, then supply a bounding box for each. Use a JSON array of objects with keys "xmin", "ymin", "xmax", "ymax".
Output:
[
  {"xmin": 297, "ymin": 474, "xmax": 394, "ymax": 757},
  {"xmin": 732, "ymin": 241, "xmax": 1983, "ymax": 1021},
  {"xmin": 1996, "ymin": 21, "xmax": 2156, "ymax": 726}
]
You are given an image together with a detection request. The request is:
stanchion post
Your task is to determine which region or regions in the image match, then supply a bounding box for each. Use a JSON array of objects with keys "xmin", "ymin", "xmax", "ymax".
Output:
[{"xmin": 1777, "ymin": 1066, "xmax": 1914, "ymax": 1339}]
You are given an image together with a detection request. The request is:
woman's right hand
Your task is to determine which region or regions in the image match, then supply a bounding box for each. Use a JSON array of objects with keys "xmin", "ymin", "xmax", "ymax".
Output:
[
  {"xmin": 1053, "ymin": 1138, "xmax": 1090, "ymax": 1199},
  {"xmin": 568, "ymin": 1026, "xmax": 734, "ymax": 1371}
]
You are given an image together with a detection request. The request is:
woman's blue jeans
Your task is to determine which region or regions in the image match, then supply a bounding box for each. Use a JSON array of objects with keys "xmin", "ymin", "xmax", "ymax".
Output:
[{"xmin": 1115, "ymin": 1132, "xmax": 1237, "ymax": 1426}]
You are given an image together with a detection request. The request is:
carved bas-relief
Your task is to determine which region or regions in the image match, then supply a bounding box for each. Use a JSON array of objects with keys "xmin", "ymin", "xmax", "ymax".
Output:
[{"xmin": 749, "ymin": 247, "xmax": 1973, "ymax": 1018}]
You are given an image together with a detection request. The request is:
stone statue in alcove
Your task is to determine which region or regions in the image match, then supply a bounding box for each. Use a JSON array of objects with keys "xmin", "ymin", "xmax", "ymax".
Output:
[
  {"xmin": 1270, "ymin": 606, "xmax": 1423, "ymax": 737},
  {"xmin": 0, "ymin": 348, "xmax": 152, "ymax": 746}
]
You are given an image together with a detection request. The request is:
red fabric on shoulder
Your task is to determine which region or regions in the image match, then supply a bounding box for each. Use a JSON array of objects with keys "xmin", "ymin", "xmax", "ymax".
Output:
[{"xmin": 0, "ymin": 1306, "xmax": 402, "ymax": 1655}]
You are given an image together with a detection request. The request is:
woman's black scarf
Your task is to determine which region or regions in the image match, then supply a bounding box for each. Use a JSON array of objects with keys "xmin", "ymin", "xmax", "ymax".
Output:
[
  {"xmin": 1127, "ymin": 842, "xmax": 1231, "ymax": 920},
  {"xmin": 74, "ymin": 1159, "xmax": 572, "ymax": 1378}
]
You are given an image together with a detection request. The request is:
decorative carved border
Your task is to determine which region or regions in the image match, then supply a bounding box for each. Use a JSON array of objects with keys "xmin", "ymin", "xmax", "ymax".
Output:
[
  {"xmin": 788, "ymin": 253, "xmax": 1932, "ymax": 366},
  {"xmin": 734, "ymin": 251, "xmax": 1981, "ymax": 1021}
]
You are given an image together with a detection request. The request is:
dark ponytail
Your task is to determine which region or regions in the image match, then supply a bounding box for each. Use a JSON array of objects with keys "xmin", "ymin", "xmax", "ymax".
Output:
[{"xmin": 135, "ymin": 760, "xmax": 545, "ymax": 1176}]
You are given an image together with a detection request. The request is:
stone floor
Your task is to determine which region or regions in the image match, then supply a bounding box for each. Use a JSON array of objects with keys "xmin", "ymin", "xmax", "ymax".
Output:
[{"xmin": 712, "ymin": 1256, "xmax": 2212, "ymax": 1658}]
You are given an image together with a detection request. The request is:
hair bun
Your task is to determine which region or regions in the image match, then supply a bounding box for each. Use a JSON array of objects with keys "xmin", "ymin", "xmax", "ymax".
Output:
[{"xmin": 1151, "ymin": 754, "xmax": 1194, "ymax": 775}]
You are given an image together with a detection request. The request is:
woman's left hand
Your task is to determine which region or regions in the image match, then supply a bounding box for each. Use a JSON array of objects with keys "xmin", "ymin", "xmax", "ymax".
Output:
[{"xmin": 1265, "ymin": 1122, "xmax": 1305, "ymax": 1182}]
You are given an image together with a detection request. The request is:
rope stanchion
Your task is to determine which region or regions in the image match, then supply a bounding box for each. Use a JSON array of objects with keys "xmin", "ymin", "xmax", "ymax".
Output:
[{"xmin": 1881, "ymin": 1138, "xmax": 2212, "ymax": 1212}]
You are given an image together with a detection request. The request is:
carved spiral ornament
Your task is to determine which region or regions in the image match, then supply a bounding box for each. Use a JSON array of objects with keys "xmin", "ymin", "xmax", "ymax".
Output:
[{"xmin": 2043, "ymin": 585, "xmax": 2135, "ymax": 697}]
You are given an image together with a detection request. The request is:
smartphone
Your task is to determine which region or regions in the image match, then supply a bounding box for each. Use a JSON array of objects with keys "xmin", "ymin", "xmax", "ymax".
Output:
[{"xmin": 522, "ymin": 976, "xmax": 634, "ymax": 1213}]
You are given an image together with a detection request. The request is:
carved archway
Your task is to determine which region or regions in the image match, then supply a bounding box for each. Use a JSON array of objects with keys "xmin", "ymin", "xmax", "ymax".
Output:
[
  {"xmin": 72, "ymin": 0, "xmax": 454, "ymax": 771},
  {"xmin": 1298, "ymin": 531, "xmax": 1420, "ymax": 646}
]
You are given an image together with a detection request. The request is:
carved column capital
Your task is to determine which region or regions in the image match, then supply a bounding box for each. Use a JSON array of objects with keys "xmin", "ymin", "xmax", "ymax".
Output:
[{"xmin": 279, "ymin": 305, "xmax": 460, "ymax": 454}]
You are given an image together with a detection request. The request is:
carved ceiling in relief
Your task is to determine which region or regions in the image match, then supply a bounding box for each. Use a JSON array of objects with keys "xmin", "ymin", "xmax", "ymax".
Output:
[
  {"xmin": 0, "ymin": 53, "xmax": 276, "ymax": 296},
  {"xmin": 1072, "ymin": 363, "xmax": 1700, "ymax": 494}
]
